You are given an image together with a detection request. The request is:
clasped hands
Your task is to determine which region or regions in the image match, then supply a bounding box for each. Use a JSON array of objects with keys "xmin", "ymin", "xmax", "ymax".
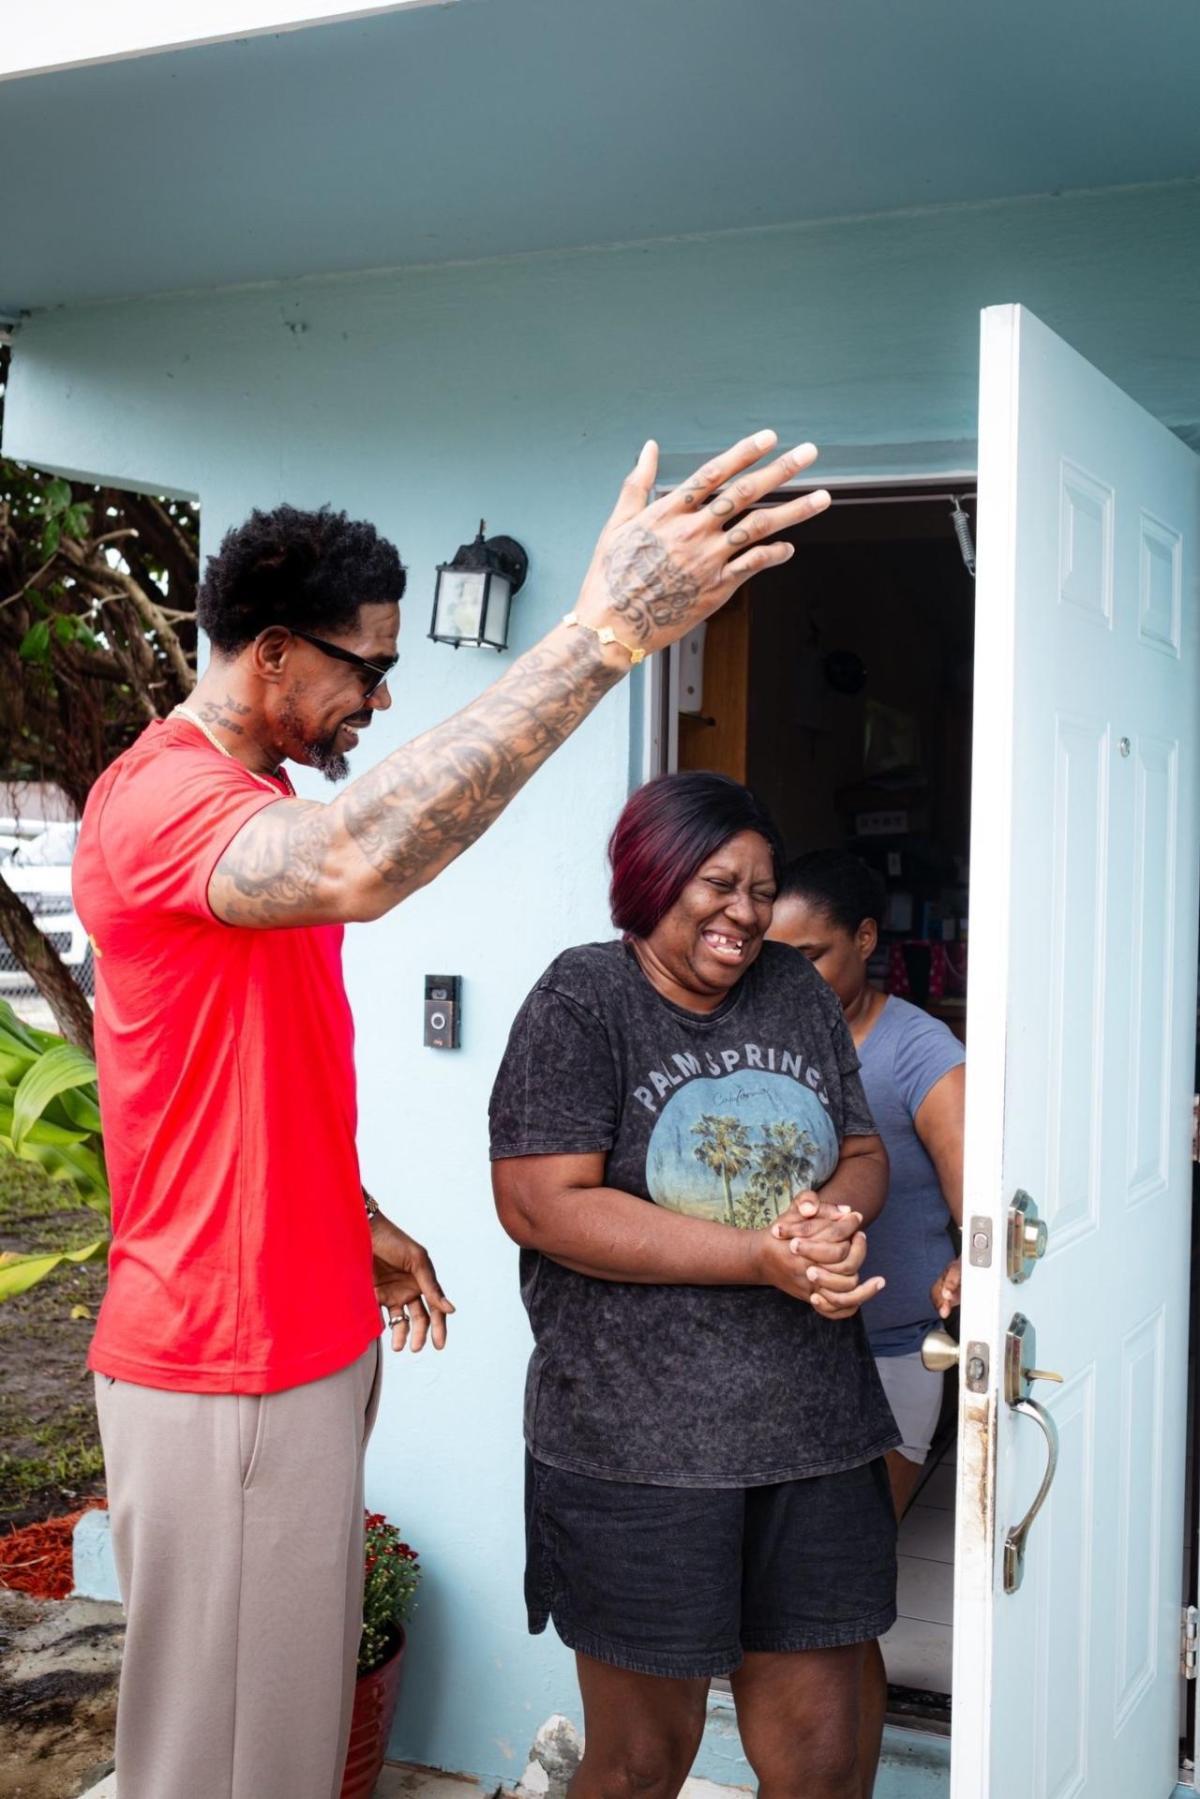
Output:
[{"xmin": 758, "ymin": 1195, "xmax": 885, "ymax": 1321}]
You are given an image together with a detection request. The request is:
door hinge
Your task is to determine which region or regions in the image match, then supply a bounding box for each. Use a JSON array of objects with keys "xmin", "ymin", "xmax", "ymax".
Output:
[
  {"xmin": 1181, "ymin": 1605, "xmax": 1198, "ymax": 1679},
  {"xmin": 1192, "ymin": 1095, "xmax": 1199, "ymax": 1164}
]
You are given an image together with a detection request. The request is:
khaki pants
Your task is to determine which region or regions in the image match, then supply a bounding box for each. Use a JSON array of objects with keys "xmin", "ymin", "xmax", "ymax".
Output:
[{"xmin": 95, "ymin": 1341, "xmax": 381, "ymax": 1799}]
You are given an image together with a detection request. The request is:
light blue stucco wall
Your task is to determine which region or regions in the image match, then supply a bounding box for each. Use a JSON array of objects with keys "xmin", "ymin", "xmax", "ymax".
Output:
[{"xmin": 7, "ymin": 178, "xmax": 1200, "ymax": 1791}]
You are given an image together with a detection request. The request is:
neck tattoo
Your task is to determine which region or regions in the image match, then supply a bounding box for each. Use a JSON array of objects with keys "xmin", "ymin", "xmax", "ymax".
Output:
[{"xmin": 172, "ymin": 705, "xmax": 287, "ymax": 794}]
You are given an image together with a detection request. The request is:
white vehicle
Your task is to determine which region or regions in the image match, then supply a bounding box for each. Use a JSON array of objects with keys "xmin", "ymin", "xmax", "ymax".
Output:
[{"xmin": 0, "ymin": 821, "xmax": 93, "ymax": 997}]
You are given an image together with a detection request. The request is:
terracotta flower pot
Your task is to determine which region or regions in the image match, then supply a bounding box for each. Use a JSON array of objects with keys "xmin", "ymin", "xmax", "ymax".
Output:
[{"xmin": 339, "ymin": 1627, "xmax": 408, "ymax": 1799}]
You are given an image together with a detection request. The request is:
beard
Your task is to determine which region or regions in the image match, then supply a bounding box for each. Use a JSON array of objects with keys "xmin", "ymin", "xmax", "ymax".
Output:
[
  {"xmin": 279, "ymin": 689, "xmax": 358, "ymax": 783},
  {"xmin": 307, "ymin": 736, "xmax": 351, "ymax": 784}
]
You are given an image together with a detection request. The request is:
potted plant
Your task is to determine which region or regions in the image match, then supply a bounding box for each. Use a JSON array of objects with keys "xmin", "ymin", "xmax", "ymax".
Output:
[{"xmin": 340, "ymin": 1510, "xmax": 421, "ymax": 1799}]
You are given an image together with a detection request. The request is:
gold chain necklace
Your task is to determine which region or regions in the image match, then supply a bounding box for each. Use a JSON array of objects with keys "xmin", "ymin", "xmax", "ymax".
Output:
[{"xmin": 171, "ymin": 705, "xmax": 288, "ymax": 794}]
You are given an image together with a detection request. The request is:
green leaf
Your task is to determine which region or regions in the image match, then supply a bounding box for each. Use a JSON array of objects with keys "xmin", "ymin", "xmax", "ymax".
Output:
[
  {"xmin": 0, "ymin": 1240, "xmax": 109, "ymax": 1302},
  {"xmin": 0, "ymin": 1099, "xmax": 91, "ymax": 1152},
  {"xmin": 53, "ymin": 613, "xmax": 76, "ymax": 644},
  {"xmin": 12, "ymin": 1042, "xmax": 100, "ymax": 1152},
  {"xmin": 0, "ymin": 1001, "xmax": 48, "ymax": 1060},
  {"xmin": 56, "ymin": 1084, "xmax": 103, "ymax": 1135},
  {"xmin": 34, "ymin": 1130, "xmax": 107, "ymax": 1197},
  {"xmin": 0, "ymin": 1132, "xmax": 109, "ymax": 1212},
  {"xmin": 0, "ymin": 1042, "xmax": 38, "ymax": 1082},
  {"xmin": 41, "ymin": 519, "xmax": 62, "ymax": 557},
  {"xmin": 19, "ymin": 618, "xmax": 51, "ymax": 663},
  {"xmin": 0, "ymin": 1001, "xmax": 61, "ymax": 1057},
  {"xmin": 62, "ymin": 503, "xmax": 92, "ymax": 540},
  {"xmin": 43, "ymin": 478, "xmax": 73, "ymax": 514},
  {"xmin": 0, "ymin": 1051, "xmax": 34, "ymax": 1086}
]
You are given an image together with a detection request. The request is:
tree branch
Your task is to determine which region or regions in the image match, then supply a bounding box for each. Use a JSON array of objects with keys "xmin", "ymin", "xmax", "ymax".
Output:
[
  {"xmin": 114, "ymin": 493, "xmax": 198, "ymax": 604},
  {"xmin": 58, "ymin": 539, "xmax": 195, "ymax": 693},
  {"xmin": 0, "ymin": 879, "xmax": 94, "ymax": 1054}
]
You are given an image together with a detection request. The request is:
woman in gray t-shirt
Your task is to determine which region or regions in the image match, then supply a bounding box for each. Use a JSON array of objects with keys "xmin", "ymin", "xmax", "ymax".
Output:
[{"xmin": 490, "ymin": 772, "xmax": 898, "ymax": 1799}]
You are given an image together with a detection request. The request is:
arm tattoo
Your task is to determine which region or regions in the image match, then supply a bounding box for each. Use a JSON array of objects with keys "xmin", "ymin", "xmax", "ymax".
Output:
[
  {"xmin": 340, "ymin": 629, "xmax": 621, "ymax": 891},
  {"xmin": 601, "ymin": 524, "xmax": 701, "ymax": 643},
  {"xmin": 209, "ymin": 629, "xmax": 622, "ymax": 924},
  {"xmin": 211, "ymin": 800, "xmax": 331, "ymax": 924}
]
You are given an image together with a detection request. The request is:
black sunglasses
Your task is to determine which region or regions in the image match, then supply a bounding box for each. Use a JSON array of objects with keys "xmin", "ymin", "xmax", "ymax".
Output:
[{"xmin": 291, "ymin": 630, "xmax": 392, "ymax": 699}]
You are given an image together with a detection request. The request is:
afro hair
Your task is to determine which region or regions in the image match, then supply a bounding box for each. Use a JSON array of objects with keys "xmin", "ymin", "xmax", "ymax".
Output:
[{"xmin": 197, "ymin": 504, "xmax": 406, "ymax": 654}]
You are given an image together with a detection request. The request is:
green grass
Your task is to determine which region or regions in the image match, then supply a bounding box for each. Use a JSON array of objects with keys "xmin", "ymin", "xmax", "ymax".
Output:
[
  {"xmin": 0, "ymin": 1150, "xmax": 105, "ymax": 1254},
  {"xmin": 0, "ymin": 1148, "xmax": 108, "ymax": 1524}
]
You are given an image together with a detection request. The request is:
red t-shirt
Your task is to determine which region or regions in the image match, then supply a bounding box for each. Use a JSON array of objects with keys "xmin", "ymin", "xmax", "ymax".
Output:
[{"xmin": 73, "ymin": 716, "xmax": 380, "ymax": 1394}]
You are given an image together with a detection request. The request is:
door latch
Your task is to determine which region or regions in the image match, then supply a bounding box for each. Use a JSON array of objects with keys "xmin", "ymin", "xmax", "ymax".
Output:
[
  {"xmin": 968, "ymin": 1215, "xmax": 992, "ymax": 1268},
  {"xmin": 921, "ymin": 1329, "xmax": 990, "ymax": 1394},
  {"xmin": 1007, "ymin": 1191, "xmax": 1048, "ymax": 1283}
]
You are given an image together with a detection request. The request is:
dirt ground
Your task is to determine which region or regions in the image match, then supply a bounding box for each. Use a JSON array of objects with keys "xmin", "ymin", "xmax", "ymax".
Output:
[
  {"xmin": 0, "ymin": 1156, "xmax": 107, "ymax": 1532},
  {"xmin": 1, "ymin": 1153, "xmax": 111, "ymax": 1798},
  {"xmin": 0, "ymin": 1592, "xmax": 120, "ymax": 1799}
]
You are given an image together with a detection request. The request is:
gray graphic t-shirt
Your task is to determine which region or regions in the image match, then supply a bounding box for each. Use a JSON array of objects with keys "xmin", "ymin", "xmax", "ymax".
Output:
[{"xmin": 489, "ymin": 939, "xmax": 901, "ymax": 1487}]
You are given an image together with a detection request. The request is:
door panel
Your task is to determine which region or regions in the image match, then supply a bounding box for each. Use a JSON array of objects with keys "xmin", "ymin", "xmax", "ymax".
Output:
[{"xmin": 952, "ymin": 305, "xmax": 1200, "ymax": 1799}]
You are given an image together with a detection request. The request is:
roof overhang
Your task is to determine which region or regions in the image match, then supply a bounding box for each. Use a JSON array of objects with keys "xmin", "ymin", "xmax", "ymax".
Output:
[{"xmin": 2, "ymin": 0, "xmax": 1199, "ymax": 315}]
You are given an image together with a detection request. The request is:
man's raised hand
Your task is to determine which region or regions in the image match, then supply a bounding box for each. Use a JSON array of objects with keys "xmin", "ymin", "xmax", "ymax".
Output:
[{"xmin": 574, "ymin": 432, "xmax": 831, "ymax": 655}]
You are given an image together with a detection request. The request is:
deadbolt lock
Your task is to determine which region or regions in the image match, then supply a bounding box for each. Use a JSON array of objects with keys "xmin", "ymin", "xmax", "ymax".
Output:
[{"xmin": 1007, "ymin": 1190, "xmax": 1048, "ymax": 1283}]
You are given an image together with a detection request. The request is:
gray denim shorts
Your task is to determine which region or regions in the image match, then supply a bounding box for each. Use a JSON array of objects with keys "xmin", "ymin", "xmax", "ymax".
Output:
[{"xmin": 525, "ymin": 1451, "xmax": 897, "ymax": 1679}]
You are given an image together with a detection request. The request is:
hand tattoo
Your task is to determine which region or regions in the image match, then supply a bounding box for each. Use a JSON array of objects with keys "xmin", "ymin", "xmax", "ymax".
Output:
[{"xmin": 602, "ymin": 525, "xmax": 701, "ymax": 643}]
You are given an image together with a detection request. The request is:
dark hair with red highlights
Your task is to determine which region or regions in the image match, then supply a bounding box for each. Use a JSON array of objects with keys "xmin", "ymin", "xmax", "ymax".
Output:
[{"xmin": 608, "ymin": 772, "xmax": 784, "ymax": 940}]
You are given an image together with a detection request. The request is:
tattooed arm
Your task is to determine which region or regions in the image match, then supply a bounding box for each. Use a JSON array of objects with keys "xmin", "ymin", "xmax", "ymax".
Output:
[
  {"xmin": 208, "ymin": 433, "xmax": 830, "ymax": 928},
  {"xmin": 209, "ymin": 626, "xmax": 624, "ymax": 925}
]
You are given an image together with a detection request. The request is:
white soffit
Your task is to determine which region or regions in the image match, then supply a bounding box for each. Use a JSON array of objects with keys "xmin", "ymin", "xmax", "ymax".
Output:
[{"xmin": 0, "ymin": 0, "xmax": 459, "ymax": 81}]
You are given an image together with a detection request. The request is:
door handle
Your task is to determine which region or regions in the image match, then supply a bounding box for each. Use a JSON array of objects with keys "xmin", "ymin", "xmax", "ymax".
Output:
[
  {"xmin": 921, "ymin": 1328, "xmax": 961, "ymax": 1374},
  {"xmin": 1002, "ymin": 1312, "xmax": 1063, "ymax": 1594},
  {"xmin": 1003, "ymin": 1397, "xmax": 1059, "ymax": 1593}
]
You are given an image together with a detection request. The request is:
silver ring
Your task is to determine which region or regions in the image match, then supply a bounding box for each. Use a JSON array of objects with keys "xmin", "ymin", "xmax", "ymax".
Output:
[{"xmin": 388, "ymin": 1310, "xmax": 409, "ymax": 1327}]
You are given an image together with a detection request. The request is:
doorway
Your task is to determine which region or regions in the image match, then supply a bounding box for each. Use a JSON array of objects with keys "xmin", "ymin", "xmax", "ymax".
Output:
[
  {"xmin": 650, "ymin": 477, "xmax": 979, "ymax": 1728},
  {"xmin": 647, "ymin": 308, "xmax": 1200, "ymax": 1797},
  {"xmin": 647, "ymin": 438, "xmax": 1200, "ymax": 1790}
]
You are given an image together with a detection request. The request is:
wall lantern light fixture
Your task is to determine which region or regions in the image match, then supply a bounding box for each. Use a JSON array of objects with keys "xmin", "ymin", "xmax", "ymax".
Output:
[{"xmin": 428, "ymin": 521, "xmax": 529, "ymax": 651}]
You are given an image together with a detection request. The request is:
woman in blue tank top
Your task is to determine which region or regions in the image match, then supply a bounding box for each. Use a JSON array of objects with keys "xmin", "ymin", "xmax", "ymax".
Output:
[{"xmin": 767, "ymin": 849, "xmax": 964, "ymax": 1794}]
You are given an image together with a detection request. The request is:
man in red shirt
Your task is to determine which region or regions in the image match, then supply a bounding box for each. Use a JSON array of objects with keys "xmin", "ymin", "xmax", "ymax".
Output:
[{"xmin": 74, "ymin": 433, "xmax": 829, "ymax": 1799}]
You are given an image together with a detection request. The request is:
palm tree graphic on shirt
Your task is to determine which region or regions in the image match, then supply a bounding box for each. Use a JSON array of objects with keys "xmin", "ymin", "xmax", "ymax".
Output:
[
  {"xmin": 691, "ymin": 1114, "xmax": 753, "ymax": 1226},
  {"xmin": 746, "ymin": 1120, "xmax": 820, "ymax": 1220},
  {"xmin": 648, "ymin": 1072, "xmax": 838, "ymax": 1223},
  {"xmin": 691, "ymin": 1115, "xmax": 820, "ymax": 1229}
]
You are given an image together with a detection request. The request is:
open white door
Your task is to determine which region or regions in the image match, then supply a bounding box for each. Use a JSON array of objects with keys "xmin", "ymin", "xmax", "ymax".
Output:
[{"xmin": 951, "ymin": 306, "xmax": 1200, "ymax": 1797}]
